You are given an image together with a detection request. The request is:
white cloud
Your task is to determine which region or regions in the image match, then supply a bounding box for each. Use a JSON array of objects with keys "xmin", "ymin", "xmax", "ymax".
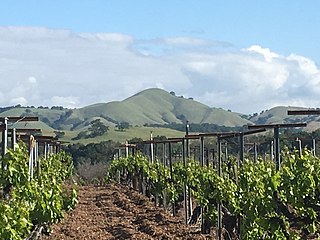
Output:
[
  {"xmin": 0, "ymin": 26, "xmax": 319, "ymax": 113},
  {"xmin": 10, "ymin": 97, "xmax": 27, "ymax": 106},
  {"xmin": 246, "ymin": 45, "xmax": 279, "ymax": 62},
  {"xmin": 50, "ymin": 96, "xmax": 79, "ymax": 108}
]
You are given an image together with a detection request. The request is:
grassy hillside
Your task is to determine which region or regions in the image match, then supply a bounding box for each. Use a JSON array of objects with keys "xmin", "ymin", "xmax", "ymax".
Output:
[
  {"xmin": 8, "ymin": 121, "xmax": 55, "ymax": 134},
  {"xmin": 250, "ymin": 106, "xmax": 320, "ymax": 131},
  {"xmin": 0, "ymin": 89, "xmax": 253, "ymax": 131},
  {"xmin": 0, "ymin": 107, "xmax": 66, "ymax": 123},
  {"xmin": 75, "ymin": 88, "xmax": 252, "ymax": 127},
  {"xmin": 62, "ymin": 126, "xmax": 185, "ymax": 145},
  {"xmin": 250, "ymin": 106, "xmax": 319, "ymax": 123}
]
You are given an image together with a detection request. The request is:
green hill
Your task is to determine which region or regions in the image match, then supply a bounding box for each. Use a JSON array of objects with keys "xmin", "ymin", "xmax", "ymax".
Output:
[
  {"xmin": 74, "ymin": 88, "xmax": 252, "ymax": 127},
  {"xmin": 249, "ymin": 106, "xmax": 320, "ymax": 131},
  {"xmin": 0, "ymin": 89, "xmax": 254, "ymax": 143}
]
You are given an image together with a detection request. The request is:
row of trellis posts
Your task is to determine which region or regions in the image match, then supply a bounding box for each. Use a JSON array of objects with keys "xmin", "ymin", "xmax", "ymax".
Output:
[
  {"xmin": 0, "ymin": 116, "xmax": 64, "ymax": 181},
  {"xmin": 115, "ymin": 109, "xmax": 320, "ymax": 239}
]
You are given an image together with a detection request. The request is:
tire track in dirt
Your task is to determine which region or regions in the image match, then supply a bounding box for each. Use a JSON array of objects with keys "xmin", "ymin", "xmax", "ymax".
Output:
[{"xmin": 41, "ymin": 183, "xmax": 212, "ymax": 239}]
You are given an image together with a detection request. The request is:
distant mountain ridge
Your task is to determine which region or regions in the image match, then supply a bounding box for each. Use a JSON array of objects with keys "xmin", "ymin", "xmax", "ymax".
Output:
[{"xmin": 0, "ymin": 88, "xmax": 319, "ymax": 132}]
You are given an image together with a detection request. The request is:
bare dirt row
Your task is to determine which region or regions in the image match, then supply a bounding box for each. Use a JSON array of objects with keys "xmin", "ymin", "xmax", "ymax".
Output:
[{"xmin": 41, "ymin": 183, "xmax": 213, "ymax": 239}]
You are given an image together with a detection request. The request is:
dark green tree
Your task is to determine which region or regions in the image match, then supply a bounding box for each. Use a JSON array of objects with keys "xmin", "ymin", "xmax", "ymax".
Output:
[
  {"xmin": 63, "ymin": 140, "xmax": 118, "ymax": 166},
  {"xmin": 54, "ymin": 131, "xmax": 65, "ymax": 139},
  {"xmin": 116, "ymin": 121, "xmax": 130, "ymax": 131},
  {"xmin": 88, "ymin": 119, "xmax": 109, "ymax": 138}
]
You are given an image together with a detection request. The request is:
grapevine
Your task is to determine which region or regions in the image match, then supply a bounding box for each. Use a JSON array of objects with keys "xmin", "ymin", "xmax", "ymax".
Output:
[
  {"xmin": 108, "ymin": 149, "xmax": 320, "ymax": 239},
  {"xmin": 0, "ymin": 143, "xmax": 78, "ymax": 240}
]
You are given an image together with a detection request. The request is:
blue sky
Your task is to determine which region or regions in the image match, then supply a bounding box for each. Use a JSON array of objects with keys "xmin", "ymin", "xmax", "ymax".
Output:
[
  {"xmin": 0, "ymin": 1, "xmax": 319, "ymax": 113},
  {"xmin": 2, "ymin": 1, "xmax": 319, "ymax": 61}
]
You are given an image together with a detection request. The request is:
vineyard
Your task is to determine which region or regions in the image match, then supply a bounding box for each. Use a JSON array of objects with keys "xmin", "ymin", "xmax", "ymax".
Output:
[
  {"xmin": 0, "ymin": 145, "xmax": 77, "ymax": 240},
  {"xmin": 107, "ymin": 149, "xmax": 320, "ymax": 239},
  {"xmin": 2, "ymin": 109, "xmax": 320, "ymax": 239},
  {"xmin": 0, "ymin": 117, "xmax": 77, "ymax": 240}
]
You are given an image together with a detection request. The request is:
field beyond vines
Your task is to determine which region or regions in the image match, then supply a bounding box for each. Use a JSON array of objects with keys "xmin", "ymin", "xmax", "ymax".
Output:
[{"xmin": 41, "ymin": 183, "xmax": 213, "ymax": 240}]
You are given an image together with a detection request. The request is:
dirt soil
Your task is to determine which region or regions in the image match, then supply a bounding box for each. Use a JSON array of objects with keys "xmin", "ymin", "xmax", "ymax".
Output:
[{"xmin": 41, "ymin": 183, "xmax": 214, "ymax": 240}]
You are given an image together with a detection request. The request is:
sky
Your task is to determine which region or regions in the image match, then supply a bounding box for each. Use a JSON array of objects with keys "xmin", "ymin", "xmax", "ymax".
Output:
[{"xmin": 0, "ymin": 1, "xmax": 320, "ymax": 113}]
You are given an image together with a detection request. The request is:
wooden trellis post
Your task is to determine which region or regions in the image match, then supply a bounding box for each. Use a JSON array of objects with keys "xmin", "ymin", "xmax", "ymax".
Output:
[
  {"xmin": 150, "ymin": 131, "xmax": 154, "ymax": 163},
  {"xmin": 167, "ymin": 137, "xmax": 187, "ymax": 221},
  {"xmin": 29, "ymin": 135, "xmax": 35, "ymax": 180},
  {"xmin": 0, "ymin": 124, "xmax": 6, "ymax": 172},
  {"xmin": 1, "ymin": 117, "xmax": 8, "ymax": 158},
  {"xmin": 185, "ymin": 121, "xmax": 190, "ymax": 158},
  {"xmin": 11, "ymin": 128, "xmax": 16, "ymax": 150},
  {"xmin": 182, "ymin": 138, "xmax": 187, "ymax": 224},
  {"xmin": 184, "ymin": 134, "xmax": 199, "ymax": 224}
]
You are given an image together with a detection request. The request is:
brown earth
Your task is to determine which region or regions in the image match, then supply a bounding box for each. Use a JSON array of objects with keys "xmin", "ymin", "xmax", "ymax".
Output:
[{"xmin": 41, "ymin": 183, "xmax": 214, "ymax": 240}]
